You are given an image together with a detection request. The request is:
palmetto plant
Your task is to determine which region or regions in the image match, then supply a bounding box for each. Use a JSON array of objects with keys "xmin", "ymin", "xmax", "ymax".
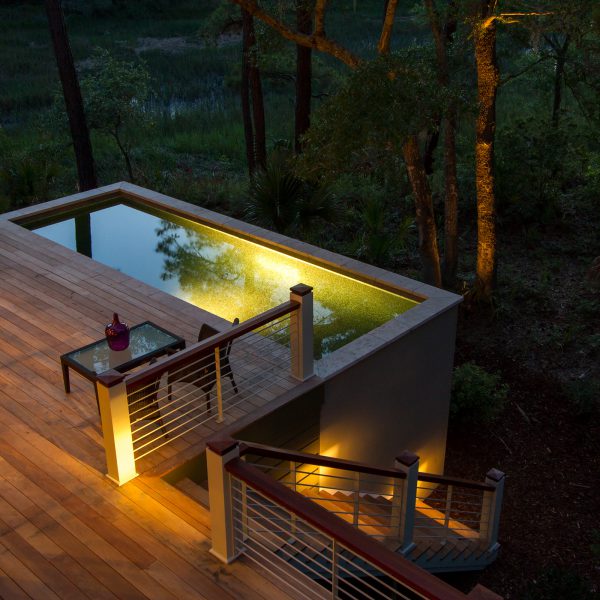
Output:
[{"xmin": 245, "ymin": 150, "xmax": 337, "ymax": 234}]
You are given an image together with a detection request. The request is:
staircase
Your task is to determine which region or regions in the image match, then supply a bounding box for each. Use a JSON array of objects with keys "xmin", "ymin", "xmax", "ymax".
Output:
[
  {"xmin": 206, "ymin": 438, "xmax": 505, "ymax": 600},
  {"xmin": 305, "ymin": 488, "xmax": 499, "ymax": 572},
  {"xmin": 238, "ymin": 442, "xmax": 504, "ymax": 574}
]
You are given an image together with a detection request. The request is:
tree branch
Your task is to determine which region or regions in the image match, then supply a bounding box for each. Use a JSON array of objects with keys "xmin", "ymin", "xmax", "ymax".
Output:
[
  {"xmin": 500, "ymin": 54, "xmax": 551, "ymax": 86},
  {"xmin": 377, "ymin": 0, "xmax": 399, "ymax": 55},
  {"xmin": 314, "ymin": 0, "xmax": 327, "ymax": 36},
  {"xmin": 229, "ymin": 0, "xmax": 360, "ymax": 68}
]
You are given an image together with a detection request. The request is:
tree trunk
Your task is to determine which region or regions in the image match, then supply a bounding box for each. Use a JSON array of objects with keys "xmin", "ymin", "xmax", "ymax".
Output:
[
  {"xmin": 474, "ymin": 10, "xmax": 499, "ymax": 301},
  {"xmin": 241, "ymin": 9, "xmax": 266, "ymax": 173},
  {"xmin": 442, "ymin": 109, "xmax": 459, "ymax": 287},
  {"xmin": 294, "ymin": 0, "xmax": 312, "ymax": 153},
  {"xmin": 241, "ymin": 8, "xmax": 256, "ymax": 175},
  {"xmin": 402, "ymin": 135, "xmax": 442, "ymax": 287},
  {"xmin": 44, "ymin": 0, "xmax": 97, "ymax": 191},
  {"xmin": 424, "ymin": 0, "xmax": 459, "ymax": 287},
  {"xmin": 249, "ymin": 51, "xmax": 266, "ymax": 170},
  {"xmin": 552, "ymin": 34, "xmax": 570, "ymax": 127}
]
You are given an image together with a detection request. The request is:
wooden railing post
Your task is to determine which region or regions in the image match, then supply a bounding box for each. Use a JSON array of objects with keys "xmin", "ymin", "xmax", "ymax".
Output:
[
  {"xmin": 394, "ymin": 451, "xmax": 419, "ymax": 554},
  {"xmin": 96, "ymin": 371, "xmax": 137, "ymax": 486},
  {"xmin": 289, "ymin": 283, "xmax": 313, "ymax": 381},
  {"xmin": 480, "ymin": 468, "xmax": 505, "ymax": 551},
  {"xmin": 207, "ymin": 438, "xmax": 242, "ymax": 564}
]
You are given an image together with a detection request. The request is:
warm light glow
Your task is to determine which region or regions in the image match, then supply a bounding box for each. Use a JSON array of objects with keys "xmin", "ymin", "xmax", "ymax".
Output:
[
  {"xmin": 321, "ymin": 443, "xmax": 340, "ymax": 458},
  {"xmin": 254, "ymin": 254, "xmax": 300, "ymax": 282}
]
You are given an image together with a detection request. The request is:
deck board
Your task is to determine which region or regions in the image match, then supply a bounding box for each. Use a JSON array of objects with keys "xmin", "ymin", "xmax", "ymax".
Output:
[{"xmin": 0, "ymin": 219, "xmax": 303, "ymax": 599}]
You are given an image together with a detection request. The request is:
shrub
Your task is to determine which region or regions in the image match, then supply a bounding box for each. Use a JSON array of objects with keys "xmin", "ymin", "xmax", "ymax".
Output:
[
  {"xmin": 244, "ymin": 150, "xmax": 337, "ymax": 235},
  {"xmin": 450, "ymin": 362, "xmax": 508, "ymax": 425}
]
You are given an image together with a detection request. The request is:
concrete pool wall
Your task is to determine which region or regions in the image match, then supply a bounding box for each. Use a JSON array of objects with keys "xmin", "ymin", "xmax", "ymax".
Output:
[{"xmin": 4, "ymin": 182, "xmax": 462, "ymax": 475}]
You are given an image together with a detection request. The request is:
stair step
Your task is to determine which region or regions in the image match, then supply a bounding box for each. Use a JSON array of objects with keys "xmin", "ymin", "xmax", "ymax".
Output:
[{"xmin": 174, "ymin": 478, "xmax": 209, "ymax": 507}]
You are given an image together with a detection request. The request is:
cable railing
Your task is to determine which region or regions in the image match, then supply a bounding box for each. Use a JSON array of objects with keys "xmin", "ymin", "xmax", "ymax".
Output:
[
  {"xmin": 95, "ymin": 284, "xmax": 314, "ymax": 485},
  {"xmin": 236, "ymin": 441, "xmax": 504, "ymax": 570},
  {"xmin": 207, "ymin": 439, "xmax": 503, "ymax": 600},
  {"xmin": 240, "ymin": 441, "xmax": 409, "ymax": 550},
  {"xmin": 125, "ymin": 313, "xmax": 294, "ymax": 461}
]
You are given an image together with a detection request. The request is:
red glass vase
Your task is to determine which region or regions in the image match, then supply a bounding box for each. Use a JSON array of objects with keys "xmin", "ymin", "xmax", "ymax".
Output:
[{"xmin": 105, "ymin": 313, "xmax": 130, "ymax": 351}]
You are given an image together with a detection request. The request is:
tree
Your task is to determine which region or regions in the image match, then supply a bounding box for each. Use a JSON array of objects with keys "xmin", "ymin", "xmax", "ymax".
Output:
[
  {"xmin": 229, "ymin": 0, "xmax": 444, "ymax": 287},
  {"xmin": 473, "ymin": 0, "xmax": 499, "ymax": 302},
  {"xmin": 299, "ymin": 53, "xmax": 444, "ymax": 286},
  {"xmin": 294, "ymin": 0, "xmax": 312, "ymax": 153},
  {"xmin": 424, "ymin": 0, "xmax": 460, "ymax": 287},
  {"xmin": 44, "ymin": 0, "xmax": 97, "ymax": 191},
  {"xmin": 81, "ymin": 49, "xmax": 150, "ymax": 182},
  {"xmin": 241, "ymin": 8, "xmax": 267, "ymax": 174}
]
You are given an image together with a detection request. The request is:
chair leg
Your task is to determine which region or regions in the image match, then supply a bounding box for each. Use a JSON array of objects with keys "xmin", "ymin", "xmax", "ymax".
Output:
[
  {"xmin": 205, "ymin": 391, "xmax": 211, "ymax": 413},
  {"xmin": 228, "ymin": 371, "xmax": 238, "ymax": 394}
]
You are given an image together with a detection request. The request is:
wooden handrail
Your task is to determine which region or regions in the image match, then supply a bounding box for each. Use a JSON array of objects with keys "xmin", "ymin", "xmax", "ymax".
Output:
[
  {"xmin": 125, "ymin": 301, "xmax": 299, "ymax": 390},
  {"xmin": 417, "ymin": 472, "xmax": 495, "ymax": 492},
  {"xmin": 226, "ymin": 457, "xmax": 468, "ymax": 600},
  {"xmin": 240, "ymin": 440, "xmax": 407, "ymax": 480},
  {"xmin": 240, "ymin": 440, "xmax": 496, "ymax": 491}
]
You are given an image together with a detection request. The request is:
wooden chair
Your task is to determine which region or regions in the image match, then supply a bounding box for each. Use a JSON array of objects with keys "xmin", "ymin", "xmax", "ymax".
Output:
[{"xmin": 167, "ymin": 318, "xmax": 239, "ymax": 412}]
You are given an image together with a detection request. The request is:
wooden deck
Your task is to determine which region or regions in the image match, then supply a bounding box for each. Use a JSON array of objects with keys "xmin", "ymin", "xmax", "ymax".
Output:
[{"xmin": 0, "ymin": 219, "xmax": 305, "ymax": 599}]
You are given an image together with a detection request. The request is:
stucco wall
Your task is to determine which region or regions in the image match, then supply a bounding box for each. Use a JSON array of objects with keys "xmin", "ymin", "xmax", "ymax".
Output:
[{"xmin": 318, "ymin": 305, "xmax": 458, "ymax": 475}]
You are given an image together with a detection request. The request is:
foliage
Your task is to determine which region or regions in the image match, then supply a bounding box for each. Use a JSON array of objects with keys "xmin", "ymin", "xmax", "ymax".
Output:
[
  {"xmin": 356, "ymin": 196, "xmax": 392, "ymax": 266},
  {"xmin": 523, "ymin": 566, "xmax": 595, "ymax": 600},
  {"xmin": 0, "ymin": 128, "xmax": 60, "ymax": 208},
  {"xmin": 244, "ymin": 150, "xmax": 337, "ymax": 234},
  {"xmin": 298, "ymin": 49, "xmax": 444, "ymax": 180},
  {"xmin": 450, "ymin": 362, "xmax": 509, "ymax": 425},
  {"xmin": 495, "ymin": 115, "xmax": 589, "ymax": 227},
  {"xmin": 80, "ymin": 48, "xmax": 152, "ymax": 180}
]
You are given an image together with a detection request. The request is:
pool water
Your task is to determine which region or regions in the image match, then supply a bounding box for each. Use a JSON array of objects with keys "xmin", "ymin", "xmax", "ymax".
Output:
[{"xmin": 26, "ymin": 201, "xmax": 417, "ymax": 357}]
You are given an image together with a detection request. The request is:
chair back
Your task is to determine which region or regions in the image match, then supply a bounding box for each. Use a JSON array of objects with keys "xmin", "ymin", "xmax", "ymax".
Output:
[
  {"xmin": 198, "ymin": 323, "xmax": 218, "ymax": 342},
  {"xmin": 225, "ymin": 318, "xmax": 239, "ymax": 357}
]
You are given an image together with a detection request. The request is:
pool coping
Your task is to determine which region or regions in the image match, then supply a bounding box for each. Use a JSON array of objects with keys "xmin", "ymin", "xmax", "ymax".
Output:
[{"xmin": 2, "ymin": 182, "xmax": 462, "ymax": 378}]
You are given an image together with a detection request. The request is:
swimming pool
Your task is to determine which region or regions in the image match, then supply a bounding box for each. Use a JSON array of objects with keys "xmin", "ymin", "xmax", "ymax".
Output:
[{"xmin": 21, "ymin": 199, "xmax": 418, "ymax": 357}]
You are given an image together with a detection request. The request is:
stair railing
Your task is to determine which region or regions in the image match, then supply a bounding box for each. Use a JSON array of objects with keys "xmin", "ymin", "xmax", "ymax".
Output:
[
  {"xmin": 236, "ymin": 441, "xmax": 504, "ymax": 560},
  {"xmin": 207, "ymin": 439, "xmax": 476, "ymax": 600}
]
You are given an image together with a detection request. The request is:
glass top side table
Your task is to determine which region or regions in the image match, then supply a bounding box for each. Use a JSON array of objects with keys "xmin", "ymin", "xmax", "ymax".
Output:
[{"xmin": 60, "ymin": 321, "xmax": 186, "ymax": 394}]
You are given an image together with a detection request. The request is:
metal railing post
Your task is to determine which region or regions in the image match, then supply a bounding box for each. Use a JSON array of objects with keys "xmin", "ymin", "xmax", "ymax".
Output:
[
  {"xmin": 480, "ymin": 469, "xmax": 505, "ymax": 551},
  {"xmin": 444, "ymin": 485, "xmax": 454, "ymax": 531},
  {"xmin": 207, "ymin": 438, "xmax": 242, "ymax": 564},
  {"xmin": 289, "ymin": 284, "xmax": 314, "ymax": 381},
  {"xmin": 394, "ymin": 451, "xmax": 419, "ymax": 555},
  {"xmin": 96, "ymin": 371, "xmax": 137, "ymax": 486},
  {"xmin": 353, "ymin": 471, "xmax": 360, "ymax": 526},
  {"xmin": 214, "ymin": 347, "xmax": 223, "ymax": 423}
]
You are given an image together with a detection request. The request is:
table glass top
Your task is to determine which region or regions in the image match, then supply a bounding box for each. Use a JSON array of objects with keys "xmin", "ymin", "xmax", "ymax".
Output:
[{"xmin": 65, "ymin": 322, "xmax": 180, "ymax": 374}]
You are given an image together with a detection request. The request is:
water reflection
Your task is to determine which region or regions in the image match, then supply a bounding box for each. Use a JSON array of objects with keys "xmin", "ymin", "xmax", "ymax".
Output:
[
  {"xmin": 31, "ymin": 203, "xmax": 417, "ymax": 358},
  {"xmin": 152, "ymin": 214, "xmax": 416, "ymax": 358}
]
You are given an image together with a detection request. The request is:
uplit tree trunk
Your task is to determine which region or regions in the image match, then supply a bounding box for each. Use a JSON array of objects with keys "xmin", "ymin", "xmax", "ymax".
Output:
[
  {"xmin": 294, "ymin": 0, "xmax": 312, "ymax": 153},
  {"xmin": 44, "ymin": 0, "xmax": 97, "ymax": 191},
  {"xmin": 402, "ymin": 135, "xmax": 442, "ymax": 287},
  {"xmin": 474, "ymin": 7, "xmax": 499, "ymax": 301},
  {"xmin": 241, "ymin": 8, "xmax": 266, "ymax": 174}
]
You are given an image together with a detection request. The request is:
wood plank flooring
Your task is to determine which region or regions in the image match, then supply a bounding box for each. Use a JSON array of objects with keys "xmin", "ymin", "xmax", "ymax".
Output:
[{"xmin": 0, "ymin": 220, "xmax": 304, "ymax": 599}]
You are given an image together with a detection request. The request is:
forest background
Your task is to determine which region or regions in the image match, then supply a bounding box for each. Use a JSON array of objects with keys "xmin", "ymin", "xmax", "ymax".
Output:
[{"xmin": 0, "ymin": 1, "xmax": 599, "ymax": 598}]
